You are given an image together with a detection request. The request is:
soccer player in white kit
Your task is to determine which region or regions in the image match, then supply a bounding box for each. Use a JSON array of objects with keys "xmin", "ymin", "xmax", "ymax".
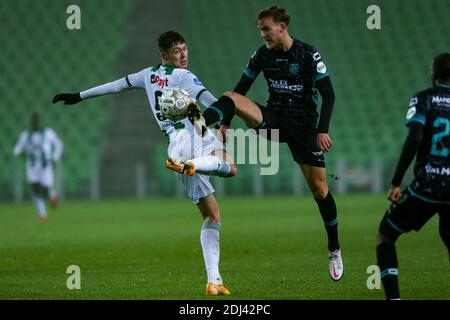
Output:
[
  {"xmin": 52, "ymin": 31, "xmax": 236, "ymax": 296},
  {"xmin": 13, "ymin": 113, "xmax": 63, "ymax": 223}
]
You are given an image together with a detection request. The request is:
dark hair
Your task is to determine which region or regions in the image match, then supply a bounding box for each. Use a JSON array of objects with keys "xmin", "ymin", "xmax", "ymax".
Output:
[
  {"xmin": 158, "ymin": 31, "xmax": 186, "ymax": 52},
  {"xmin": 257, "ymin": 6, "xmax": 290, "ymax": 25},
  {"xmin": 433, "ymin": 53, "xmax": 450, "ymax": 82}
]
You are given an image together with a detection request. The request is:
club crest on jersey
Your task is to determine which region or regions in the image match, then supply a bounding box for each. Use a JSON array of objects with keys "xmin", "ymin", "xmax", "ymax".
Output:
[
  {"xmin": 289, "ymin": 64, "xmax": 299, "ymax": 75},
  {"xmin": 151, "ymin": 74, "xmax": 169, "ymax": 89},
  {"xmin": 317, "ymin": 62, "xmax": 327, "ymax": 74}
]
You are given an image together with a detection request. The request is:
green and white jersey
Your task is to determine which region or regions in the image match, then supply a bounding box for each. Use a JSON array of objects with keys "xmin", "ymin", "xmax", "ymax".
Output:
[
  {"xmin": 126, "ymin": 64, "xmax": 207, "ymax": 138},
  {"xmin": 80, "ymin": 64, "xmax": 217, "ymax": 139},
  {"xmin": 14, "ymin": 128, "xmax": 63, "ymax": 171}
]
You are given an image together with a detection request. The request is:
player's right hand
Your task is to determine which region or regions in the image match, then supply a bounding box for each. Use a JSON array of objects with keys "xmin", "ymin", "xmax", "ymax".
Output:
[
  {"xmin": 317, "ymin": 133, "xmax": 332, "ymax": 152},
  {"xmin": 387, "ymin": 185, "xmax": 402, "ymax": 203},
  {"xmin": 52, "ymin": 93, "xmax": 82, "ymax": 105}
]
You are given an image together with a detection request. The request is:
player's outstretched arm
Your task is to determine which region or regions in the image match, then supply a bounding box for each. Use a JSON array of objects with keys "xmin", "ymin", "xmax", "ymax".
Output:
[{"xmin": 52, "ymin": 76, "xmax": 137, "ymax": 105}]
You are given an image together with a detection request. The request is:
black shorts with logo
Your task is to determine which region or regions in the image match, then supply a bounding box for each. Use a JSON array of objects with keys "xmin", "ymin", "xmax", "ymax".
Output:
[
  {"xmin": 254, "ymin": 104, "xmax": 325, "ymax": 167},
  {"xmin": 378, "ymin": 188, "xmax": 450, "ymax": 240}
]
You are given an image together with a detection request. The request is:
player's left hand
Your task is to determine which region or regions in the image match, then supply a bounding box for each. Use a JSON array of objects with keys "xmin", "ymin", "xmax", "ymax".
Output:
[
  {"xmin": 317, "ymin": 133, "xmax": 332, "ymax": 152},
  {"xmin": 387, "ymin": 185, "xmax": 402, "ymax": 203}
]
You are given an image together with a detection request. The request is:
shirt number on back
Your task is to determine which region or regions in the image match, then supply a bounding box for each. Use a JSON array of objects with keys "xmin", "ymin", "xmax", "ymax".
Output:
[{"xmin": 431, "ymin": 117, "xmax": 450, "ymax": 157}]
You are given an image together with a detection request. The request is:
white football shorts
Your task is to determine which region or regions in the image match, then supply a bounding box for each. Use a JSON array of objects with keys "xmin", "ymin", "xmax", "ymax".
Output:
[
  {"xmin": 26, "ymin": 164, "xmax": 54, "ymax": 189},
  {"xmin": 167, "ymin": 123, "xmax": 224, "ymax": 204}
]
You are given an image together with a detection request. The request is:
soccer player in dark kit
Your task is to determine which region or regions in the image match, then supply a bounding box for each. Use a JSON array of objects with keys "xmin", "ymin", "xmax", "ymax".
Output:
[
  {"xmin": 189, "ymin": 5, "xmax": 343, "ymax": 280},
  {"xmin": 376, "ymin": 53, "xmax": 450, "ymax": 300}
]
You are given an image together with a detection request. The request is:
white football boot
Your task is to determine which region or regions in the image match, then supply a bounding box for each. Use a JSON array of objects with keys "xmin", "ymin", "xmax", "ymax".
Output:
[{"xmin": 329, "ymin": 249, "xmax": 344, "ymax": 281}]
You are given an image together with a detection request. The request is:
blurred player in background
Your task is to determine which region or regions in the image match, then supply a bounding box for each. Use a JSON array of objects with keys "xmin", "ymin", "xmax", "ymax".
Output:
[
  {"xmin": 376, "ymin": 53, "xmax": 450, "ymax": 300},
  {"xmin": 192, "ymin": 5, "xmax": 343, "ymax": 280},
  {"xmin": 52, "ymin": 31, "xmax": 236, "ymax": 296},
  {"xmin": 13, "ymin": 112, "xmax": 63, "ymax": 223}
]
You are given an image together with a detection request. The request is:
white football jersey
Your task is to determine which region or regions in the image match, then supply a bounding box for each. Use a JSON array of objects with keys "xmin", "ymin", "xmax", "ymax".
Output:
[
  {"xmin": 14, "ymin": 128, "xmax": 63, "ymax": 172},
  {"xmin": 126, "ymin": 64, "xmax": 206, "ymax": 138}
]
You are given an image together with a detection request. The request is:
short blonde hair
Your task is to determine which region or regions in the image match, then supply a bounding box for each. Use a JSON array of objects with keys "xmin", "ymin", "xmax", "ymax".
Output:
[{"xmin": 257, "ymin": 6, "xmax": 290, "ymax": 25}]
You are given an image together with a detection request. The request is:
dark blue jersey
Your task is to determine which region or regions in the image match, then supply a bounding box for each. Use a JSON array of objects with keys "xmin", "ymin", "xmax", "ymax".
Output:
[
  {"xmin": 243, "ymin": 39, "xmax": 329, "ymax": 123},
  {"xmin": 407, "ymin": 83, "xmax": 450, "ymax": 201}
]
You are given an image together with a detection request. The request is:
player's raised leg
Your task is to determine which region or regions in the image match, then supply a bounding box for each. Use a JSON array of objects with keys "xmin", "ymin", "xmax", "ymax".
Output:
[
  {"xmin": 166, "ymin": 155, "xmax": 236, "ymax": 178},
  {"xmin": 197, "ymin": 194, "xmax": 230, "ymax": 296},
  {"xmin": 167, "ymin": 149, "xmax": 237, "ymax": 178},
  {"xmin": 300, "ymin": 164, "xmax": 343, "ymax": 280},
  {"xmin": 191, "ymin": 149, "xmax": 237, "ymax": 177},
  {"xmin": 49, "ymin": 188, "xmax": 59, "ymax": 208},
  {"xmin": 202, "ymin": 92, "xmax": 263, "ymax": 128}
]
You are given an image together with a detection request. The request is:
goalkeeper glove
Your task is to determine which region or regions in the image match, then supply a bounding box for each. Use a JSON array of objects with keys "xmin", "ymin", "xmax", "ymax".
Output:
[{"xmin": 52, "ymin": 93, "xmax": 82, "ymax": 105}]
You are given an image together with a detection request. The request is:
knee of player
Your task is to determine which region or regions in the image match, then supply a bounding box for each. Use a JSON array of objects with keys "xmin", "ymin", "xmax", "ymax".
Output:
[
  {"xmin": 376, "ymin": 232, "xmax": 393, "ymax": 245},
  {"xmin": 222, "ymin": 91, "xmax": 241, "ymax": 105},
  {"xmin": 312, "ymin": 185, "xmax": 328, "ymax": 200},
  {"xmin": 204, "ymin": 213, "xmax": 221, "ymax": 224},
  {"xmin": 222, "ymin": 91, "xmax": 236, "ymax": 99}
]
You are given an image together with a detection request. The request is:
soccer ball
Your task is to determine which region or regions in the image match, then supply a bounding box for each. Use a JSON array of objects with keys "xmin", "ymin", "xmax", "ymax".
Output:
[{"xmin": 159, "ymin": 89, "xmax": 193, "ymax": 122}]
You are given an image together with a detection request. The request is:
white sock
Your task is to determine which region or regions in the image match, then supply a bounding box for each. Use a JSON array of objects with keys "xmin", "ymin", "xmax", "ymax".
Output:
[
  {"xmin": 200, "ymin": 221, "xmax": 222, "ymax": 285},
  {"xmin": 33, "ymin": 196, "xmax": 47, "ymax": 217},
  {"xmin": 190, "ymin": 155, "xmax": 231, "ymax": 177}
]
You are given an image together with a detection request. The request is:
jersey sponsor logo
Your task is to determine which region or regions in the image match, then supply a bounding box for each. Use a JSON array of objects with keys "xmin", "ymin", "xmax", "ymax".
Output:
[
  {"xmin": 193, "ymin": 78, "xmax": 203, "ymax": 86},
  {"xmin": 409, "ymin": 97, "xmax": 418, "ymax": 107},
  {"xmin": 425, "ymin": 163, "xmax": 450, "ymax": 176},
  {"xmin": 151, "ymin": 74, "xmax": 169, "ymax": 89},
  {"xmin": 406, "ymin": 107, "xmax": 416, "ymax": 120},
  {"xmin": 289, "ymin": 64, "xmax": 300, "ymax": 75},
  {"xmin": 268, "ymin": 79, "xmax": 303, "ymax": 92},
  {"xmin": 312, "ymin": 52, "xmax": 321, "ymax": 61},
  {"xmin": 432, "ymin": 96, "xmax": 450, "ymax": 106},
  {"xmin": 317, "ymin": 61, "xmax": 327, "ymax": 74}
]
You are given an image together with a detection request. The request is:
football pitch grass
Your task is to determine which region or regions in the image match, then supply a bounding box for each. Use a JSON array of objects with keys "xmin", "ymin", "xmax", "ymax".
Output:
[{"xmin": 0, "ymin": 195, "xmax": 449, "ymax": 300}]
